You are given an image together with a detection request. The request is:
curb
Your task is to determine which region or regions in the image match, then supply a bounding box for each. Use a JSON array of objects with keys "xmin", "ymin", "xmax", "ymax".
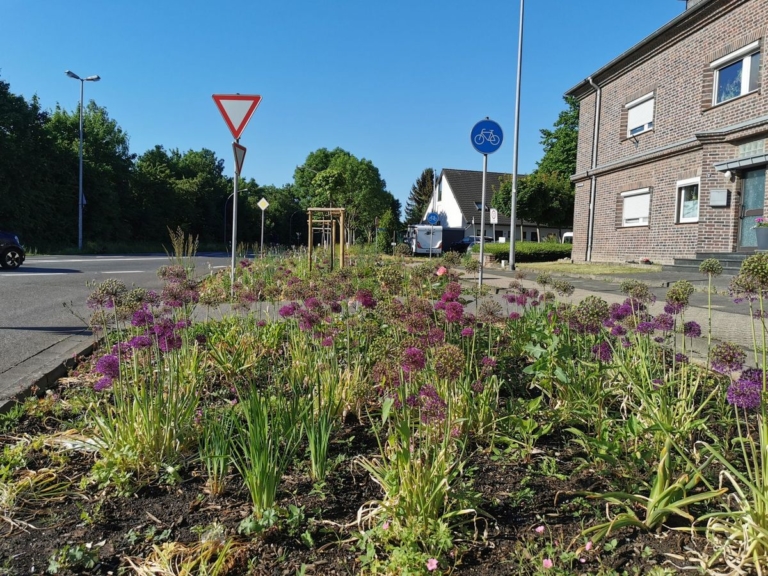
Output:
[{"xmin": 0, "ymin": 334, "xmax": 95, "ymax": 415}]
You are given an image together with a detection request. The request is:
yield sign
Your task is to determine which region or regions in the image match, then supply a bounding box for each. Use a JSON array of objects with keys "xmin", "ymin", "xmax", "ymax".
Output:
[
  {"xmin": 212, "ymin": 94, "xmax": 262, "ymax": 140},
  {"xmin": 233, "ymin": 143, "xmax": 247, "ymax": 174}
]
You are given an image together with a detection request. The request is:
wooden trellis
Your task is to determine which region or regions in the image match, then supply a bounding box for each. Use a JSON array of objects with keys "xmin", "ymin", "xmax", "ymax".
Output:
[{"xmin": 306, "ymin": 207, "xmax": 346, "ymax": 271}]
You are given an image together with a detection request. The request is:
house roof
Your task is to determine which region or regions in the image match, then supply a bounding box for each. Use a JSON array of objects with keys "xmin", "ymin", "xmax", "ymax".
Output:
[
  {"xmin": 565, "ymin": 0, "xmax": 719, "ymax": 99},
  {"xmin": 442, "ymin": 169, "xmax": 513, "ymax": 226}
]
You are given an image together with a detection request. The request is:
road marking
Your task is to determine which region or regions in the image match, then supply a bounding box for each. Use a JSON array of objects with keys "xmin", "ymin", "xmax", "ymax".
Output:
[
  {"xmin": 100, "ymin": 270, "xmax": 145, "ymax": 274},
  {"xmin": 27, "ymin": 257, "xmax": 169, "ymax": 264}
]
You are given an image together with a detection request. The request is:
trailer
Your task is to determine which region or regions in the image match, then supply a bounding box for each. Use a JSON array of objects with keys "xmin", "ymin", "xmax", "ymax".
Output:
[{"xmin": 406, "ymin": 225, "xmax": 443, "ymax": 255}]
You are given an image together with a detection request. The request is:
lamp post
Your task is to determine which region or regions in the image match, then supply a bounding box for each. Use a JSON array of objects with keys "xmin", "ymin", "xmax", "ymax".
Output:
[
  {"xmin": 65, "ymin": 70, "xmax": 100, "ymax": 250},
  {"xmin": 508, "ymin": 0, "xmax": 524, "ymax": 271}
]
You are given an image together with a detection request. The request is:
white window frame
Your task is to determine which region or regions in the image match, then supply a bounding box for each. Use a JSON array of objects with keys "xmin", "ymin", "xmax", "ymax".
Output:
[
  {"xmin": 626, "ymin": 92, "xmax": 655, "ymax": 137},
  {"xmin": 676, "ymin": 177, "xmax": 700, "ymax": 223},
  {"xmin": 711, "ymin": 41, "xmax": 761, "ymax": 105},
  {"xmin": 621, "ymin": 188, "xmax": 650, "ymax": 227}
]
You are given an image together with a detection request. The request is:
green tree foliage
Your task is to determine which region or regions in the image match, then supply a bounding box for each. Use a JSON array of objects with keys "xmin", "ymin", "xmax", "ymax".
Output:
[
  {"xmin": 491, "ymin": 97, "xmax": 577, "ymax": 231},
  {"xmin": 293, "ymin": 148, "xmax": 391, "ymax": 242},
  {"xmin": 404, "ymin": 168, "xmax": 435, "ymax": 225},
  {"xmin": 375, "ymin": 208, "xmax": 398, "ymax": 253}
]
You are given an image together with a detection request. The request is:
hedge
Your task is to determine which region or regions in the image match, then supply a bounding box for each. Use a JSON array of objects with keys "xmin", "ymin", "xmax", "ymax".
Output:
[{"xmin": 471, "ymin": 241, "xmax": 572, "ymax": 263}]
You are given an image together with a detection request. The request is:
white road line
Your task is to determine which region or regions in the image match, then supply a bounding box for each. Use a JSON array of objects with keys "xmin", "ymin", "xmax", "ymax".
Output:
[{"xmin": 27, "ymin": 257, "xmax": 169, "ymax": 264}]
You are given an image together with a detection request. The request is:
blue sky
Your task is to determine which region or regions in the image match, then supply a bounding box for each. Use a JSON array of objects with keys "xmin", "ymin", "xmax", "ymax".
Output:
[{"xmin": 1, "ymin": 0, "xmax": 684, "ymax": 212}]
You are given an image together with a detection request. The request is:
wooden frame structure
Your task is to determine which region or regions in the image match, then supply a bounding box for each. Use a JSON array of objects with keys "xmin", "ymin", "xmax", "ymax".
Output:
[{"xmin": 307, "ymin": 207, "xmax": 346, "ymax": 271}]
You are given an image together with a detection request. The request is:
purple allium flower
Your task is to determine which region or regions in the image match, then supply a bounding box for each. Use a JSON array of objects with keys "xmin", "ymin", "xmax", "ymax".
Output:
[
  {"xmin": 427, "ymin": 328, "xmax": 445, "ymax": 345},
  {"xmin": 621, "ymin": 337, "xmax": 632, "ymax": 348},
  {"xmin": 304, "ymin": 297, "xmax": 322, "ymax": 310},
  {"xmin": 461, "ymin": 327, "xmax": 474, "ymax": 338},
  {"xmin": 635, "ymin": 321, "xmax": 656, "ymax": 335},
  {"xmin": 257, "ymin": 320, "xmax": 267, "ymax": 327},
  {"xmin": 711, "ymin": 342, "xmax": 746, "ymax": 374},
  {"xmin": 610, "ymin": 324, "xmax": 627, "ymax": 337},
  {"xmin": 675, "ymin": 353, "xmax": 689, "ymax": 364},
  {"xmin": 401, "ymin": 347, "xmax": 426, "ymax": 373},
  {"xmin": 592, "ymin": 341, "xmax": 613, "ymax": 363},
  {"xmin": 194, "ymin": 334, "xmax": 207, "ymax": 346},
  {"xmin": 93, "ymin": 376, "xmax": 113, "ymax": 391},
  {"xmin": 355, "ymin": 289, "xmax": 377, "ymax": 309},
  {"xmin": 654, "ymin": 336, "xmax": 665, "ymax": 343},
  {"xmin": 128, "ymin": 335, "xmax": 153, "ymax": 349},
  {"xmin": 279, "ymin": 302, "xmax": 300, "ymax": 318},
  {"xmin": 509, "ymin": 312, "xmax": 521, "ymax": 320},
  {"xmin": 471, "ymin": 380, "xmax": 484, "ymax": 393},
  {"xmin": 321, "ymin": 336, "xmax": 334, "ymax": 347},
  {"xmin": 434, "ymin": 300, "xmax": 447, "ymax": 311},
  {"xmin": 530, "ymin": 300, "xmax": 540, "ymax": 307},
  {"xmin": 418, "ymin": 385, "xmax": 447, "ymax": 424},
  {"xmin": 131, "ymin": 306, "xmax": 154, "ymax": 327},
  {"xmin": 239, "ymin": 258, "xmax": 251, "ymax": 268},
  {"xmin": 654, "ymin": 313, "xmax": 675, "ymax": 332},
  {"xmin": 664, "ymin": 302, "xmax": 685, "ymax": 315},
  {"xmin": 727, "ymin": 375, "xmax": 762, "ymax": 411},
  {"xmin": 95, "ymin": 354, "xmax": 120, "ymax": 379},
  {"xmin": 330, "ymin": 301, "xmax": 342, "ymax": 313},
  {"xmin": 442, "ymin": 282, "xmax": 462, "ymax": 302},
  {"xmin": 445, "ymin": 301, "xmax": 464, "ymax": 323},
  {"xmin": 684, "ymin": 321, "xmax": 702, "ymax": 338}
]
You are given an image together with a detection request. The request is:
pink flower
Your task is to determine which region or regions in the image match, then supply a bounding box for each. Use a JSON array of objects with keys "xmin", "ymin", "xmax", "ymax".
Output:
[
  {"xmin": 436, "ymin": 266, "xmax": 448, "ymax": 276},
  {"xmin": 382, "ymin": 521, "xmax": 389, "ymax": 531},
  {"xmin": 585, "ymin": 541, "xmax": 593, "ymax": 551},
  {"xmin": 535, "ymin": 525, "xmax": 545, "ymax": 534},
  {"xmin": 542, "ymin": 558, "xmax": 553, "ymax": 569},
  {"xmin": 427, "ymin": 558, "xmax": 438, "ymax": 571}
]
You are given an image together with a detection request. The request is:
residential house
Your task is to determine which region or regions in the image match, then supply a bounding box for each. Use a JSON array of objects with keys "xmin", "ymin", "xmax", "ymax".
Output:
[
  {"xmin": 423, "ymin": 169, "xmax": 569, "ymax": 242},
  {"xmin": 566, "ymin": 0, "xmax": 768, "ymax": 264}
]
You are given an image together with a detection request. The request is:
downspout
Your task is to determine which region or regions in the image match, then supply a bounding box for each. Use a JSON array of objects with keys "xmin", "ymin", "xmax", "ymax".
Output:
[{"xmin": 586, "ymin": 76, "xmax": 601, "ymax": 262}]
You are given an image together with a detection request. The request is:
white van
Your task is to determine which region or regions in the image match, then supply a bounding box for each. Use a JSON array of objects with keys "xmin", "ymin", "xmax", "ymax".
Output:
[
  {"xmin": 562, "ymin": 232, "xmax": 573, "ymax": 244},
  {"xmin": 406, "ymin": 225, "xmax": 443, "ymax": 255}
]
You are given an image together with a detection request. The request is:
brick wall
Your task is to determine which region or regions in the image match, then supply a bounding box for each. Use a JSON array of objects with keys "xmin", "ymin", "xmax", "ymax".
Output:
[{"xmin": 570, "ymin": 0, "xmax": 768, "ymax": 263}]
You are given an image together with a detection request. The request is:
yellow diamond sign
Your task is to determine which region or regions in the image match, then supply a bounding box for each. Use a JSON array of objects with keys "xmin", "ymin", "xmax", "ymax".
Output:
[{"xmin": 257, "ymin": 197, "xmax": 269, "ymax": 211}]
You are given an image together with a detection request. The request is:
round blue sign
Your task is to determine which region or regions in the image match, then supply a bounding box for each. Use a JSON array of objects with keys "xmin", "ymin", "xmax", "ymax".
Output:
[
  {"xmin": 471, "ymin": 119, "xmax": 504, "ymax": 155},
  {"xmin": 426, "ymin": 212, "xmax": 439, "ymax": 226}
]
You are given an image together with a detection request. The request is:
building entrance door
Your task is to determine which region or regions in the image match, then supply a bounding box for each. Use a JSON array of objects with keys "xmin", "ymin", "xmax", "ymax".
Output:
[{"xmin": 738, "ymin": 168, "xmax": 766, "ymax": 250}]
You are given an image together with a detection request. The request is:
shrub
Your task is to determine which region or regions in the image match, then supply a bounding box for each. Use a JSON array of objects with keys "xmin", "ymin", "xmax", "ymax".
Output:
[{"xmin": 473, "ymin": 241, "xmax": 572, "ymax": 263}]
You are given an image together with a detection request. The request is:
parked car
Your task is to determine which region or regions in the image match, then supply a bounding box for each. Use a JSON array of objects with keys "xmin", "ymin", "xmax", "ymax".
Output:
[
  {"xmin": 0, "ymin": 231, "xmax": 25, "ymax": 269},
  {"xmin": 447, "ymin": 236, "xmax": 493, "ymax": 253}
]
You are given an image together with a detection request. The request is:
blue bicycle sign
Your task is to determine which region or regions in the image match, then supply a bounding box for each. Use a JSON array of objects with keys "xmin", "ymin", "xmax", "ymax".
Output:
[{"xmin": 471, "ymin": 119, "xmax": 503, "ymax": 154}]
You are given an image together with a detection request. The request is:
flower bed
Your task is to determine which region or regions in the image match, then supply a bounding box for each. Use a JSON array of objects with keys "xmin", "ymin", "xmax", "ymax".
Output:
[{"xmin": 1, "ymin": 249, "xmax": 767, "ymax": 575}]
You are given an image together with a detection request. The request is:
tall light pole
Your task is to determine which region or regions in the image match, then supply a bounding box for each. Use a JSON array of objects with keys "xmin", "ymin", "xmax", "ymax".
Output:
[
  {"xmin": 66, "ymin": 70, "xmax": 100, "ymax": 250},
  {"xmin": 508, "ymin": 0, "xmax": 524, "ymax": 270}
]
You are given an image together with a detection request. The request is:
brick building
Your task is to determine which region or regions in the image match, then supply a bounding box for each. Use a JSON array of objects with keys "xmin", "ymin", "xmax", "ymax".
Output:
[{"xmin": 566, "ymin": 0, "xmax": 768, "ymax": 264}]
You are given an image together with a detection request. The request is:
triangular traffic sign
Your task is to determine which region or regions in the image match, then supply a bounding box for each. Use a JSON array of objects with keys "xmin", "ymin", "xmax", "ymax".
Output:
[
  {"xmin": 233, "ymin": 143, "xmax": 247, "ymax": 174},
  {"xmin": 212, "ymin": 94, "xmax": 262, "ymax": 140}
]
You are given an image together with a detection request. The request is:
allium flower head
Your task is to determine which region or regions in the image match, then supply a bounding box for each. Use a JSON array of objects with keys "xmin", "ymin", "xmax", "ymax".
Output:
[
  {"xmin": 592, "ymin": 341, "xmax": 613, "ymax": 363},
  {"xmin": 461, "ymin": 326, "xmax": 474, "ymax": 337},
  {"xmin": 355, "ymin": 289, "xmax": 377, "ymax": 309},
  {"xmin": 666, "ymin": 280, "xmax": 695, "ymax": 310},
  {"xmin": 131, "ymin": 305, "xmax": 154, "ymax": 327},
  {"xmin": 699, "ymin": 258, "xmax": 724, "ymax": 276},
  {"xmin": 727, "ymin": 371, "xmax": 763, "ymax": 411},
  {"xmin": 401, "ymin": 347, "xmax": 426, "ymax": 373},
  {"xmin": 684, "ymin": 321, "xmax": 702, "ymax": 338},
  {"xmin": 635, "ymin": 321, "xmax": 656, "ymax": 335},
  {"xmin": 654, "ymin": 313, "xmax": 675, "ymax": 332},
  {"xmin": 711, "ymin": 341, "xmax": 746, "ymax": 374},
  {"xmin": 575, "ymin": 296, "xmax": 610, "ymax": 332},
  {"xmin": 93, "ymin": 376, "xmax": 113, "ymax": 392},
  {"xmin": 444, "ymin": 301, "xmax": 464, "ymax": 323},
  {"xmin": 95, "ymin": 354, "xmax": 120, "ymax": 379}
]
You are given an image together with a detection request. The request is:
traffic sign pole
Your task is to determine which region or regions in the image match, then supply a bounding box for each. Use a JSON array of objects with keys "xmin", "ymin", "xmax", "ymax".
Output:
[
  {"xmin": 230, "ymin": 156, "xmax": 239, "ymax": 297},
  {"xmin": 470, "ymin": 118, "xmax": 503, "ymax": 288}
]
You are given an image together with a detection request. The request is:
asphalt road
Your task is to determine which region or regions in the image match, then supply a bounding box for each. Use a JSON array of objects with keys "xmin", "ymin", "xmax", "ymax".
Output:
[{"xmin": 0, "ymin": 253, "xmax": 232, "ymax": 405}]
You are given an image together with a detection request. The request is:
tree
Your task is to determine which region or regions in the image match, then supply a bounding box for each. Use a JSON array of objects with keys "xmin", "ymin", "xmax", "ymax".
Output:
[
  {"xmin": 536, "ymin": 96, "xmax": 579, "ymax": 178},
  {"xmin": 404, "ymin": 168, "xmax": 435, "ymax": 225}
]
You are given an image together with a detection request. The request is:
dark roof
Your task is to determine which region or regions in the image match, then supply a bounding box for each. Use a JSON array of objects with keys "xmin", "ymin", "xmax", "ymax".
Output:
[{"xmin": 443, "ymin": 169, "xmax": 513, "ymax": 226}]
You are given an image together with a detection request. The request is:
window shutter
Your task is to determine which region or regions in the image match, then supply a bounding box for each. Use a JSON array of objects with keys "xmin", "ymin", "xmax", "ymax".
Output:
[{"xmin": 627, "ymin": 98, "xmax": 654, "ymax": 134}]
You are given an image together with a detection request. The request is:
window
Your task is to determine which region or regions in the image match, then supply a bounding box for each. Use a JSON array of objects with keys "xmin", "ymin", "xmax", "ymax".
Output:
[
  {"xmin": 621, "ymin": 188, "xmax": 650, "ymax": 227},
  {"xmin": 677, "ymin": 178, "xmax": 700, "ymax": 223},
  {"xmin": 712, "ymin": 42, "xmax": 761, "ymax": 104},
  {"xmin": 626, "ymin": 92, "xmax": 655, "ymax": 137},
  {"xmin": 474, "ymin": 202, "xmax": 489, "ymax": 211}
]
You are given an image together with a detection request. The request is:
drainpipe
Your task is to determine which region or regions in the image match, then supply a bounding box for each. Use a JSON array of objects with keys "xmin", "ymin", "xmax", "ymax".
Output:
[{"xmin": 586, "ymin": 76, "xmax": 601, "ymax": 262}]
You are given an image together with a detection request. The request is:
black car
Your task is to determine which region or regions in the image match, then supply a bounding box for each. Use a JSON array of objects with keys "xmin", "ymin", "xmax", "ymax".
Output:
[
  {"xmin": 447, "ymin": 236, "xmax": 493, "ymax": 254},
  {"xmin": 0, "ymin": 231, "xmax": 25, "ymax": 269}
]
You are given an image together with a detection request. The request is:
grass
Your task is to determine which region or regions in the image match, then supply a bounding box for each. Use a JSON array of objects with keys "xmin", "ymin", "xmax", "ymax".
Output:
[{"xmin": 517, "ymin": 261, "xmax": 663, "ymax": 275}]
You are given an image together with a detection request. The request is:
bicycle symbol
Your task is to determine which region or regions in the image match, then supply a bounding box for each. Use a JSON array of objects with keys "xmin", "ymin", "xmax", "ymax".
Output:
[{"xmin": 474, "ymin": 129, "xmax": 500, "ymax": 146}]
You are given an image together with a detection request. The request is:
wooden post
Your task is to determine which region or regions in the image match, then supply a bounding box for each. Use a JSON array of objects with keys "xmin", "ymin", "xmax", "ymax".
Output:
[
  {"xmin": 307, "ymin": 209, "xmax": 313, "ymax": 272},
  {"xmin": 340, "ymin": 209, "xmax": 346, "ymax": 269}
]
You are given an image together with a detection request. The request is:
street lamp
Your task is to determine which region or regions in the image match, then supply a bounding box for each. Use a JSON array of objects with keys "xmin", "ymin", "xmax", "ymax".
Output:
[
  {"xmin": 507, "ymin": 0, "xmax": 524, "ymax": 271},
  {"xmin": 65, "ymin": 70, "xmax": 100, "ymax": 250}
]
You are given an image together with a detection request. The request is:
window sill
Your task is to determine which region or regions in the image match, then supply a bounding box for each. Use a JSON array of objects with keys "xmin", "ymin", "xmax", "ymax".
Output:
[
  {"xmin": 618, "ymin": 224, "xmax": 650, "ymax": 229},
  {"xmin": 707, "ymin": 88, "xmax": 760, "ymax": 110},
  {"xmin": 677, "ymin": 220, "xmax": 699, "ymax": 224}
]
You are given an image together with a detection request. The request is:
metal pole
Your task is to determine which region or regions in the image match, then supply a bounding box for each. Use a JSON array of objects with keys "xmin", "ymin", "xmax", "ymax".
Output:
[
  {"xmin": 260, "ymin": 208, "xmax": 265, "ymax": 258},
  {"xmin": 508, "ymin": 0, "xmax": 524, "ymax": 271},
  {"xmin": 230, "ymin": 155, "xmax": 239, "ymax": 297},
  {"xmin": 78, "ymin": 80, "xmax": 84, "ymax": 250},
  {"xmin": 478, "ymin": 153, "xmax": 488, "ymax": 288}
]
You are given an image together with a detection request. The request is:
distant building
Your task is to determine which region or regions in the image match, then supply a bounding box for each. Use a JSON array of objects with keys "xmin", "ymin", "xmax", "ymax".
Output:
[
  {"xmin": 423, "ymin": 169, "xmax": 570, "ymax": 242},
  {"xmin": 566, "ymin": 0, "xmax": 768, "ymax": 264}
]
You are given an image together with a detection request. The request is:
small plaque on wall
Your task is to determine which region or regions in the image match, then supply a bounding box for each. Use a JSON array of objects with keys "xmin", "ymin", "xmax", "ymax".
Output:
[{"xmin": 710, "ymin": 189, "xmax": 729, "ymax": 207}]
